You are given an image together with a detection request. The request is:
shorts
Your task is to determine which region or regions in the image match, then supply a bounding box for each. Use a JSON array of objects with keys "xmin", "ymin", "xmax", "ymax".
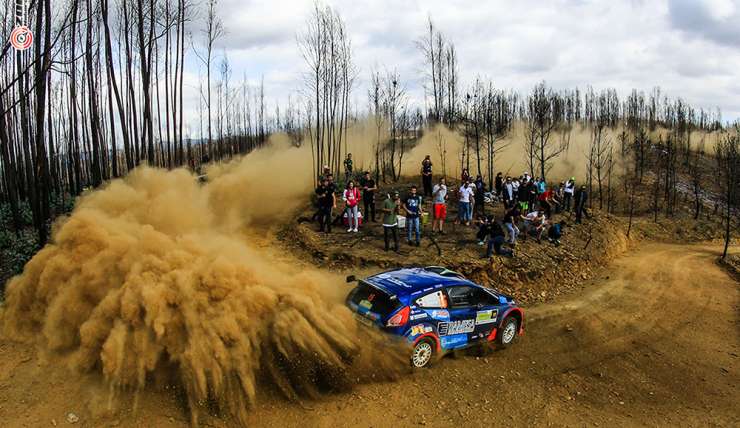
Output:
[{"xmin": 433, "ymin": 203, "xmax": 447, "ymax": 219}]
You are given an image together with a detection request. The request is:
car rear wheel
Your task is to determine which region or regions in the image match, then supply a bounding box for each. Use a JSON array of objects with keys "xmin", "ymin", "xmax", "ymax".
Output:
[
  {"xmin": 411, "ymin": 338, "xmax": 435, "ymax": 368},
  {"xmin": 498, "ymin": 317, "xmax": 518, "ymax": 347}
]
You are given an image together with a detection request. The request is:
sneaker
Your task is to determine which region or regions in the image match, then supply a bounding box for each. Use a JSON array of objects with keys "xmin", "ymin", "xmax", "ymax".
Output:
[
  {"xmin": 407, "ymin": 240, "xmax": 413, "ymax": 246},
  {"xmin": 477, "ymin": 241, "xmax": 485, "ymax": 246},
  {"xmin": 347, "ymin": 228, "xmax": 353, "ymax": 232},
  {"xmin": 415, "ymin": 241, "xmax": 421, "ymax": 247},
  {"xmin": 353, "ymin": 228, "xmax": 358, "ymax": 233}
]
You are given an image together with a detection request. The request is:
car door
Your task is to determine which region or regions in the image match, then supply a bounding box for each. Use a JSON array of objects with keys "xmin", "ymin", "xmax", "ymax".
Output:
[
  {"xmin": 440, "ymin": 286, "xmax": 479, "ymax": 349},
  {"xmin": 470, "ymin": 288, "xmax": 501, "ymax": 340}
]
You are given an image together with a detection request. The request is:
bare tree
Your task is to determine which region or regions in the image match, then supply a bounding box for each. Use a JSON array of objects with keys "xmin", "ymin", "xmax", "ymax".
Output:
[
  {"xmin": 298, "ymin": 2, "xmax": 356, "ymax": 181},
  {"xmin": 715, "ymin": 125, "xmax": 739, "ymax": 259},
  {"xmin": 194, "ymin": 0, "xmax": 224, "ymax": 160},
  {"xmin": 526, "ymin": 82, "xmax": 568, "ymax": 181}
]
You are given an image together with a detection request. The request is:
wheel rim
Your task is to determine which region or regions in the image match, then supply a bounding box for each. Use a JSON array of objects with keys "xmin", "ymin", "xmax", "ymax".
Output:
[
  {"xmin": 412, "ymin": 342, "xmax": 433, "ymax": 367},
  {"xmin": 502, "ymin": 321, "xmax": 517, "ymax": 344}
]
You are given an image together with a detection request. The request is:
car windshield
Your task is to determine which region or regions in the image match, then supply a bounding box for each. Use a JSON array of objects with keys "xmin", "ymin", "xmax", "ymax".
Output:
[{"xmin": 348, "ymin": 281, "xmax": 401, "ymax": 317}]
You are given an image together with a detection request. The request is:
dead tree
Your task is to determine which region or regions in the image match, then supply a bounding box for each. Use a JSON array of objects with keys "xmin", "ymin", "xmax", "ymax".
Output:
[{"xmin": 715, "ymin": 126, "xmax": 739, "ymax": 259}]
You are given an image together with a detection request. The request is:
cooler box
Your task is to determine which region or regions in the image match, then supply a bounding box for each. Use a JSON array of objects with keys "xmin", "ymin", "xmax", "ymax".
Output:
[
  {"xmin": 397, "ymin": 215, "xmax": 406, "ymax": 229},
  {"xmin": 343, "ymin": 210, "xmax": 363, "ymax": 226}
]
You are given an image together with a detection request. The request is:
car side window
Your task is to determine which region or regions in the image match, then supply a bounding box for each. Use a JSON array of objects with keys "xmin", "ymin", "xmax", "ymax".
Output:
[
  {"xmin": 415, "ymin": 290, "xmax": 448, "ymax": 309},
  {"xmin": 477, "ymin": 289, "xmax": 500, "ymax": 306},
  {"xmin": 447, "ymin": 286, "xmax": 477, "ymax": 308}
]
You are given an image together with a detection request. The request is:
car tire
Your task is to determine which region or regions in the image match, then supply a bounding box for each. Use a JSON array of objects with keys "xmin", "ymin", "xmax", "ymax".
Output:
[
  {"xmin": 497, "ymin": 317, "xmax": 518, "ymax": 348},
  {"xmin": 410, "ymin": 338, "xmax": 435, "ymax": 368}
]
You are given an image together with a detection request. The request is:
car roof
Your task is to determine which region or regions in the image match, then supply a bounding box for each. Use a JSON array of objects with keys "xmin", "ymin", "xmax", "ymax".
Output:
[{"xmin": 364, "ymin": 267, "xmax": 479, "ymax": 296}]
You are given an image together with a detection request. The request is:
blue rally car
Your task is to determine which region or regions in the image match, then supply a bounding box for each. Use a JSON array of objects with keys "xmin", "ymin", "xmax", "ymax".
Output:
[{"xmin": 346, "ymin": 266, "xmax": 524, "ymax": 368}]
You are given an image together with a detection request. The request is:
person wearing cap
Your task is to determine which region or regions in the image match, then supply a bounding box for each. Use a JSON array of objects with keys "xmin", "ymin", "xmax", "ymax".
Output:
[
  {"xmin": 564, "ymin": 177, "xmax": 576, "ymax": 212},
  {"xmin": 381, "ymin": 191, "xmax": 401, "ymax": 252}
]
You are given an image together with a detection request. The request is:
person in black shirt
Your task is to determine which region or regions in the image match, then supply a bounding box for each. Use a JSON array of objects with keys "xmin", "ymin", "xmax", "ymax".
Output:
[
  {"xmin": 574, "ymin": 185, "xmax": 589, "ymax": 224},
  {"xmin": 495, "ymin": 172, "xmax": 503, "ymax": 198},
  {"xmin": 474, "ymin": 175, "xmax": 486, "ymax": 216},
  {"xmin": 359, "ymin": 171, "xmax": 377, "ymax": 222},
  {"xmin": 485, "ymin": 220, "xmax": 513, "ymax": 258},
  {"xmin": 315, "ymin": 177, "xmax": 336, "ymax": 233},
  {"xmin": 421, "ymin": 155, "xmax": 433, "ymax": 197},
  {"xmin": 517, "ymin": 180, "xmax": 531, "ymax": 212}
]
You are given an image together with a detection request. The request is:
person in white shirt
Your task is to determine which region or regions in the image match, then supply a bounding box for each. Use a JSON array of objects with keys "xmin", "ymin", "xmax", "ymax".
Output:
[
  {"xmin": 523, "ymin": 210, "xmax": 547, "ymax": 242},
  {"xmin": 457, "ymin": 181, "xmax": 475, "ymax": 226},
  {"xmin": 564, "ymin": 177, "xmax": 576, "ymax": 212}
]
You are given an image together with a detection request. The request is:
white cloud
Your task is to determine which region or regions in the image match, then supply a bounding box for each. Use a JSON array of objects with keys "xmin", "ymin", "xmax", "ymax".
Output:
[{"xmin": 181, "ymin": 0, "xmax": 740, "ymax": 136}]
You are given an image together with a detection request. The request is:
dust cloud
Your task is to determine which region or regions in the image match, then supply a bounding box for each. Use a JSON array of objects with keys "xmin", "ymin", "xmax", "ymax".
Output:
[
  {"xmin": 404, "ymin": 122, "xmax": 720, "ymax": 184},
  {"xmin": 0, "ymin": 137, "xmax": 406, "ymax": 426}
]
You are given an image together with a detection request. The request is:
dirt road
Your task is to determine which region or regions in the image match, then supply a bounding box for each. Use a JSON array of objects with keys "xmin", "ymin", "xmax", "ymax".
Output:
[{"xmin": 1, "ymin": 242, "xmax": 738, "ymax": 427}]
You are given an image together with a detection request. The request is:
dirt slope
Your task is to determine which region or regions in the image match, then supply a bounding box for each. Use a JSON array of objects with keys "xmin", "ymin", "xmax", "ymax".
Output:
[{"xmin": 1, "ymin": 242, "xmax": 738, "ymax": 427}]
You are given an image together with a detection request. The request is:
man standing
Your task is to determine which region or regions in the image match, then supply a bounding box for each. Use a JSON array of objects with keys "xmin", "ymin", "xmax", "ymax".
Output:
[
  {"xmin": 495, "ymin": 172, "xmax": 503, "ymax": 198},
  {"xmin": 564, "ymin": 177, "xmax": 575, "ymax": 211},
  {"xmin": 503, "ymin": 176, "xmax": 514, "ymax": 209},
  {"xmin": 344, "ymin": 153, "xmax": 354, "ymax": 182},
  {"xmin": 404, "ymin": 185, "xmax": 423, "ymax": 246},
  {"xmin": 421, "ymin": 155, "xmax": 433, "ymax": 197},
  {"xmin": 574, "ymin": 185, "xmax": 588, "ymax": 224},
  {"xmin": 315, "ymin": 177, "xmax": 336, "ymax": 233},
  {"xmin": 457, "ymin": 180, "xmax": 475, "ymax": 226},
  {"xmin": 555, "ymin": 182, "xmax": 565, "ymax": 213},
  {"xmin": 517, "ymin": 178, "xmax": 532, "ymax": 213},
  {"xmin": 474, "ymin": 175, "xmax": 486, "ymax": 216},
  {"xmin": 381, "ymin": 192, "xmax": 401, "ymax": 252},
  {"xmin": 360, "ymin": 171, "xmax": 377, "ymax": 222},
  {"xmin": 432, "ymin": 177, "xmax": 448, "ymax": 234}
]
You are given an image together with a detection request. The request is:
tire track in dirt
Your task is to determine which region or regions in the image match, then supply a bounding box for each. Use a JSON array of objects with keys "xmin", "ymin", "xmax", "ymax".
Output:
[{"xmin": 0, "ymin": 242, "xmax": 737, "ymax": 427}]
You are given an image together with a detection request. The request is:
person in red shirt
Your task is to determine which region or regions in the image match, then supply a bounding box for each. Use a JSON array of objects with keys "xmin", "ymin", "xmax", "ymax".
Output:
[
  {"xmin": 343, "ymin": 180, "xmax": 362, "ymax": 232},
  {"xmin": 538, "ymin": 185, "xmax": 558, "ymax": 218}
]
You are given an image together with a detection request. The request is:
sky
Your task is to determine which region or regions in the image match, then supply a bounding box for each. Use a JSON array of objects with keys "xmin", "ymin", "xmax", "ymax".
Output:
[{"xmin": 180, "ymin": 0, "xmax": 740, "ymax": 135}]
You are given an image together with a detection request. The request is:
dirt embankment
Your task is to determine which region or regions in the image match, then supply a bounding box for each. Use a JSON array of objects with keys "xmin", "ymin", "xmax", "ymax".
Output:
[
  {"xmin": 285, "ymin": 202, "xmax": 629, "ymax": 305},
  {"xmin": 718, "ymin": 254, "xmax": 740, "ymax": 281}
]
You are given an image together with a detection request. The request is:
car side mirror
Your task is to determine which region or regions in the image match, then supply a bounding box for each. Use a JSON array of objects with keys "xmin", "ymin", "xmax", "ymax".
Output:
[{"xmin": 346, "ymin": 275, "xmax": 356, "ymax": 283}]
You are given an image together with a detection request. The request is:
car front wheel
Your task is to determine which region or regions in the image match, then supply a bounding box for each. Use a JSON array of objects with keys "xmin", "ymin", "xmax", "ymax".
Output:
[
  {"xmin": 411, "ymin": 338, "xmax": 435, "ymax": 368},
  {"xmin": 498, "ymin": 317, "xmax": 518, "ymax": 347}
]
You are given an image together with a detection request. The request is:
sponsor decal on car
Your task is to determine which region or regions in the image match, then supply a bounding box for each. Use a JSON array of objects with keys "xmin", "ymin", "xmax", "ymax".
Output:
[
  {"xmin": 438, "ymin": 319, "xmax": 475, "ymax": 336},
  {"xmin": 431, "ymin": 309, "xmax": 449, "ymax": 320},
  {"xmin": 410, "ymin": 312, "xmax": 428, "ymax": 320},
  {"xmin": 377, "ymin": 274, "xmax": 410, "ymax": 288},
  {"xmin": 440, "ymin": 334, "xmax": 468, "ymax": 347},
  {"xmin": 410, "ymin": 325, "xmax": 433, "ymax": 336},
  {"xmin": 475, "ymin": 309, "xmax": 498, "ymax": 325},
  {"xmin": 359, "ymin": 299, "xmax": 372, "ymax": 309}
]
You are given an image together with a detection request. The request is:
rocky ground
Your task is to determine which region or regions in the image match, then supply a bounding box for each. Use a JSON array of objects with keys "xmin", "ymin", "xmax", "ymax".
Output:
[{"xmin": 283, "ymin": 179, "xmax": 731, "ymax": 305}]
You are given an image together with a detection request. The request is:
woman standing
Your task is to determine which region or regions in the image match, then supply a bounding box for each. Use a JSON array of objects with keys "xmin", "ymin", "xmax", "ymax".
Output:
[{"xmin": 343, "ymin": 180, "xmax": 361, "ymax": 232}]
